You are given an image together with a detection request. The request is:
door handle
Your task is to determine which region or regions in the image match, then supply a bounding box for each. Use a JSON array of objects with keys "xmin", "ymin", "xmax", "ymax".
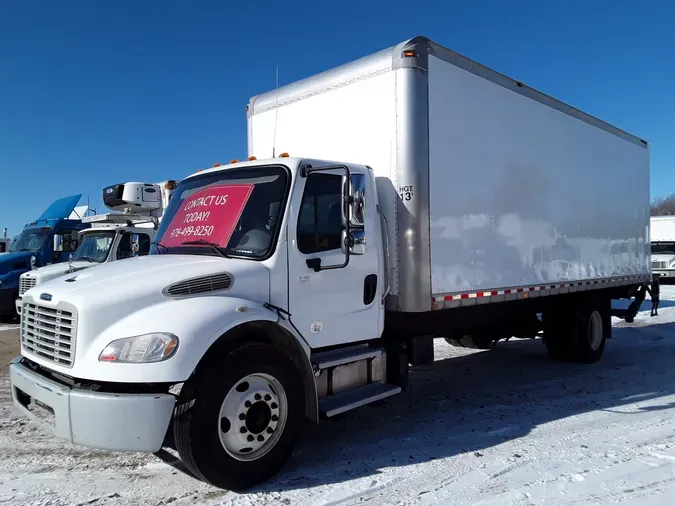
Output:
[{"xmin": 363, "ymin": 274, "xmax": 377, "ymax": 305}]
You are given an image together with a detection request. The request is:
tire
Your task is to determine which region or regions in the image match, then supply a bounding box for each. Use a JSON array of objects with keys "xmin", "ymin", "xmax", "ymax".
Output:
[
  {"xmin": 173, "ymin": 343, "xmax": 304, "ymax": 490},
  {"xmin": 573, "ymin": 305, "xmax": 607, "ymax": 364},
  {"xmin": 544, "ymin": 301, "xmax": 608, "ymax": 363}
]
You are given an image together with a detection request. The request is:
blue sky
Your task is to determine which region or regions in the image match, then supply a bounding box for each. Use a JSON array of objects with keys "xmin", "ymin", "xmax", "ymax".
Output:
[{"xmin": 1, "ymin": 0, "xmax": 673, "ymax": 236}]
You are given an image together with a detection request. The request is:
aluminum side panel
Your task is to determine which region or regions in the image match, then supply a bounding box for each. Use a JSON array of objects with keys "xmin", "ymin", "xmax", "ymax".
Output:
[
  {"xmin": 392, "ymin": 66, "xmax": 431, "ymax": 312},
  {"xmin": 427, "ymin": 55, "xmax": 650, "ymax": 294}
]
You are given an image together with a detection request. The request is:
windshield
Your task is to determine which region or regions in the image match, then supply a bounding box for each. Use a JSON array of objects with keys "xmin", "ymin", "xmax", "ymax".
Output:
[
  {"xmin": 9, "ymin": 227, "xmax": 51, "ymax": 252},
  {"xmin": 73, "ymin": 231, "xmax": 115, "ymax": 263},
  {"xmin": 652, "ymin": 242, "xmax": 675, "ymax": 255},
  {"xmin": 152, "ymin": 165, "xmax": 289, "ymax": 259}
]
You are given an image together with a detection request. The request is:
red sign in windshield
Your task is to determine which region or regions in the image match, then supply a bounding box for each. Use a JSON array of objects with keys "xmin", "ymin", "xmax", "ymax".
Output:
[{"xmin": 162, "ymin": 184, "xmax": 254, "ymax": 248}]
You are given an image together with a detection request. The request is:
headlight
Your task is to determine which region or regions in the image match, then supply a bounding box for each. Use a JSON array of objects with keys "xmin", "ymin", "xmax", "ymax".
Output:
[
  {"xmin": 99, "ymin": 333, "xmax": 179, "ymax": 363},
  {"xmin": 670, "ymin": 261, "xmax": 675, "ymax": 268}
]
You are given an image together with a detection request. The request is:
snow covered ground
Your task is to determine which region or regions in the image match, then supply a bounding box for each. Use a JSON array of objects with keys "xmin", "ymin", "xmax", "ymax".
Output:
[{"xmin": 2, "ymin": 289, "xmax": 675, "ymax": 505}]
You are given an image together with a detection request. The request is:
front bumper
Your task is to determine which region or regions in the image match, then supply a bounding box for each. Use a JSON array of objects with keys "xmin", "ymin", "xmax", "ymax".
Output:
[
  {"xmin": 652, "ymin": 269, "xmax": 675, "ymax": 279},
  {"xmin": 9, "ymin": 357, "xmax": 175, "ymax": 453}
]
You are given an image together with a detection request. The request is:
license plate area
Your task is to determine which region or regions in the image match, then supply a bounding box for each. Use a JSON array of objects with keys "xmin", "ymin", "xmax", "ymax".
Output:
[{"xmin": 14, "ymin": 386, "xmax": 56, "ymax": 426}]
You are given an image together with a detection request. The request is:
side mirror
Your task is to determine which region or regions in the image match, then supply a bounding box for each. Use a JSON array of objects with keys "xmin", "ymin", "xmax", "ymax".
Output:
[
  {"xmin": 341, "ymin": 229, "xmax": 366, "ymax": 256},
  {"xmin": 53, "ymin": 234, "xmax": 63, "ymax": 252},
  {"xmin": 349, "ymin": 174, "xmax": 366, "ymax": 227},
  {"xmin": 130, "ymin": 234, "xmax": 140, "ymax": 257}
]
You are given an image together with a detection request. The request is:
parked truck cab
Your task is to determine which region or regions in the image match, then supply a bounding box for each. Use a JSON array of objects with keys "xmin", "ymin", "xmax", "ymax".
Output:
[
  {"xmin": 15, "ymin": 181, "xmax": 178, "ymax": 313},
  {"xmin": 0, "ymin": 194, "xmax": 89, "ymax": 321},
  {"xmin": 650, "ymin": 216, "xmax": 675, "ymax": 280}
]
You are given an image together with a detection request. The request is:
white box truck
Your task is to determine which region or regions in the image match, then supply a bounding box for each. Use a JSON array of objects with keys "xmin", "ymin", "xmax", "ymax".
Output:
[
  {"xmin": 650, "ymin": 216, "xmax": 675, "ymax": 279},
  {"xmin": 15, "ymin": 180, "xmax": 178, "ymax": 314},
  {"xmin": 9, "ymin": 36, "xmax": 650, "ymax": 490}
]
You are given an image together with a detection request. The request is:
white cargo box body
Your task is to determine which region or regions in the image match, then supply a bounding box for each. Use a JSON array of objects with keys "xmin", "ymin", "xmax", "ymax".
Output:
[
  {"xmin": 248, "ymin": 36, "xmax": 651, "ymax": 313},
  {"xmin": 650, "ymin": 216, "xmax": 675, "ymax": 243}
]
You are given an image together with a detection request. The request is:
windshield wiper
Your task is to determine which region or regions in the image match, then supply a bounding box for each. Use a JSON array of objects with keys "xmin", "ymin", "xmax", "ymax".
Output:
[
  {"xmin": 181, "ymin": 239, "xmax": 230, "ymax": 259},
  {"xmin": 152, "ymin": 241, "xmax": 168, "ymax": 254}
]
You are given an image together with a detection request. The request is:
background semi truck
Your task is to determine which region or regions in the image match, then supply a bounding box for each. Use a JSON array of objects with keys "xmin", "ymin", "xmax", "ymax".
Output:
[
  {"xmin": 16, "ymin": 180, "xmax": 178, "ymax": 313},
  {"xmin": 650, "ymin": 215, "xmax": 675, "ymax": 280},
  {"xmin": 0, "ymin": 228, "xmax": 11, "ymax": 253},
  {"xmin": 0, "ymin": 194, "xmax": 90, "ymax": 322},
  {"xmin": 10, "ymin": 36, "xmax": 650, "ymax": 490}
]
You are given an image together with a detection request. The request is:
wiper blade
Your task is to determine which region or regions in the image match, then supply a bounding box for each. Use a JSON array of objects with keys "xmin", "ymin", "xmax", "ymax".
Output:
[
  {"xmin": 152, "ymin": 241, "xmax": 168, "ymax": 254},
  {"xmin": 181, "ymin": 239, "xmax": 230, "ymax": 259}
]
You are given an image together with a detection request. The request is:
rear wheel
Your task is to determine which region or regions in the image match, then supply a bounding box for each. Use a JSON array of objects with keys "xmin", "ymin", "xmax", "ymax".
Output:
[
  {"xmin": 174, "ymin": 343, "xmax": 304, "ymax": 490},
  {"xmin": 544, "ymin": 299, "xmax": 608, "ymax": 363}
]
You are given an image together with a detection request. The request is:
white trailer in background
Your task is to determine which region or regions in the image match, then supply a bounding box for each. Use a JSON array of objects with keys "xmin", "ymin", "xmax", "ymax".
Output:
[
  {"xmin": 651, "ymin": 216, "xmax": 675, "ymax": 279},
  {"xmin": 10, "ymin": 36, "xmax": 650, "ymax": 491},
  {"xmin": 16, "ymin": 181, "xmax": 178, "ymax": 312}
]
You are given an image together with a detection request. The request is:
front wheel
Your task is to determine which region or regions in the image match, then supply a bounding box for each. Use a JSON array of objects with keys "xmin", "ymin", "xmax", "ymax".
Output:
[{"xmin": 173, "ymin": 343, "xmax": 304, "ymax": 490}]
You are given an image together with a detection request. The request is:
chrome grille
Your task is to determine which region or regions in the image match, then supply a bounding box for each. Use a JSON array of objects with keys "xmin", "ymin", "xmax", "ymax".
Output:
[
  {"xmin": 19, "ymin": 276, "xmax": 37, "ymax": 296},
  {"xmin": 164, "ymin": 273, "xmax": 233, "ymax": 296},
  {"xmin": 21, "ymin": 302, "xmax": 77, "ymax": 367},
  {"xmin": 652, "ymin": 261, "xmax": 667, "ymax": 269}
]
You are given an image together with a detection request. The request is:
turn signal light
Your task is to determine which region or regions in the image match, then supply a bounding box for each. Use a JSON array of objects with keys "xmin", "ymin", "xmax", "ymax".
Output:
[
  {"xmin": 212, "ymin": 163, "xmax": 222, "ymax": 167},
  {"xmin": 165, "ymin": 180, "xmax": 176, "ymax": 190},
  {"xmin": 279, "ymin": 152, "xmax": 290, "ymax": 158},
  {"xmin": 230, "ymin": 159, "xmax": 239, "ymax": 164},
  {"xmin": 247, "ymin": 156, "xmax": 257, "ymax": 161}
]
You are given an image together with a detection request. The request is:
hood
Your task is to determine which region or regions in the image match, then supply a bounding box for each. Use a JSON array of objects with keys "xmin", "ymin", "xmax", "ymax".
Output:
[
  {"xmin": 0, "ymin": 251, "xmax": 33, "ymax": 275},
  {"xmin": 30, "ymin": 254, "xmax": 270, "ymax": 309},
  {"xmin": 652, "ymin": 254, "xmax": 675, "ymax": 265},
  {"xmin": 23, "ymin": 261, "xmax": 95, "ymax": 284}
]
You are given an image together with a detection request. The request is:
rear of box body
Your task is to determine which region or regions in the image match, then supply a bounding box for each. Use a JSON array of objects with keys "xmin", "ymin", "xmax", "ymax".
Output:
[{"xmin": 247, "ymin": 37, "xmax": 651, "ymax": 313}]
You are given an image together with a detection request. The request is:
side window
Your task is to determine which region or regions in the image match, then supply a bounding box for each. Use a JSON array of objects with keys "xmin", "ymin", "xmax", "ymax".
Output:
[
  {"xmin": 59, "ymin": 230, "xmax": 80, "ymax": 252},
  {"xmin": 117, "ymin": 232, "xmax": 132, "ymax": 259},
  {"xmin": 297, "ymin": 174, "xmax": 343, "ymax": 254},
  {"xmin": 137, "ymin": 234, "xmax": 151, "ymax": 256}
]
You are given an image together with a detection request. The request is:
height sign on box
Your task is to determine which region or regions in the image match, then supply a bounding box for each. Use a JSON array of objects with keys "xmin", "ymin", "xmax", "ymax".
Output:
[{"xmin": 162, "ymin": 184, "xmax": 254, "ymax": 248}]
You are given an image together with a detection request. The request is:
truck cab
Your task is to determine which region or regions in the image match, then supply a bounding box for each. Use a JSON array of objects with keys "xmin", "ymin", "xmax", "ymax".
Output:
[
  {"xmin": 10, "ymin": 157, "xmax": 385, "ymax": 488},
  {"xmin": 15, "ymin": 181, "xmax": 178, "ymax": 314},
  {"xmin": 0, "ymin": 238, "xmax": 11, "ymax": 253},
  {"xmin": 650, "ymin": 216, "xmax": 675, "ymax": 280},
  {"xmin": 0, "ymin": 195, "xmax": 89, "ymax": 322}
]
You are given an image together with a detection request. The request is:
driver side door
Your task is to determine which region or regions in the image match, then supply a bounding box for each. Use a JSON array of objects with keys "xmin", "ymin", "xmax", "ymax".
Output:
[{"xmin": 287, "ymin": 168, "xmax": 381, "ymax": 348}]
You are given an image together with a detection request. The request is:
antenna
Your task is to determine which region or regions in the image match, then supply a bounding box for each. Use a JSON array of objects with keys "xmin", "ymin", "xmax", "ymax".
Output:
[{"xmin": 272, "ymin": 64, "xmax": 279, "ymax": 158}]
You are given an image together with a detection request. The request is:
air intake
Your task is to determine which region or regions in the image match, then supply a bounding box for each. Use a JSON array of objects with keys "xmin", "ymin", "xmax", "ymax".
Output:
[{"xmin": 163, "ymin": 273, "xmax": 233, "ymax": 296}]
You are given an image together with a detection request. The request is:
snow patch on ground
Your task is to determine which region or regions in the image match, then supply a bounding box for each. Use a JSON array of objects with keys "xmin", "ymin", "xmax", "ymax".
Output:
[{"xmin": 2, "ymin": 289, "xmax": 675, "ymax": 505}]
